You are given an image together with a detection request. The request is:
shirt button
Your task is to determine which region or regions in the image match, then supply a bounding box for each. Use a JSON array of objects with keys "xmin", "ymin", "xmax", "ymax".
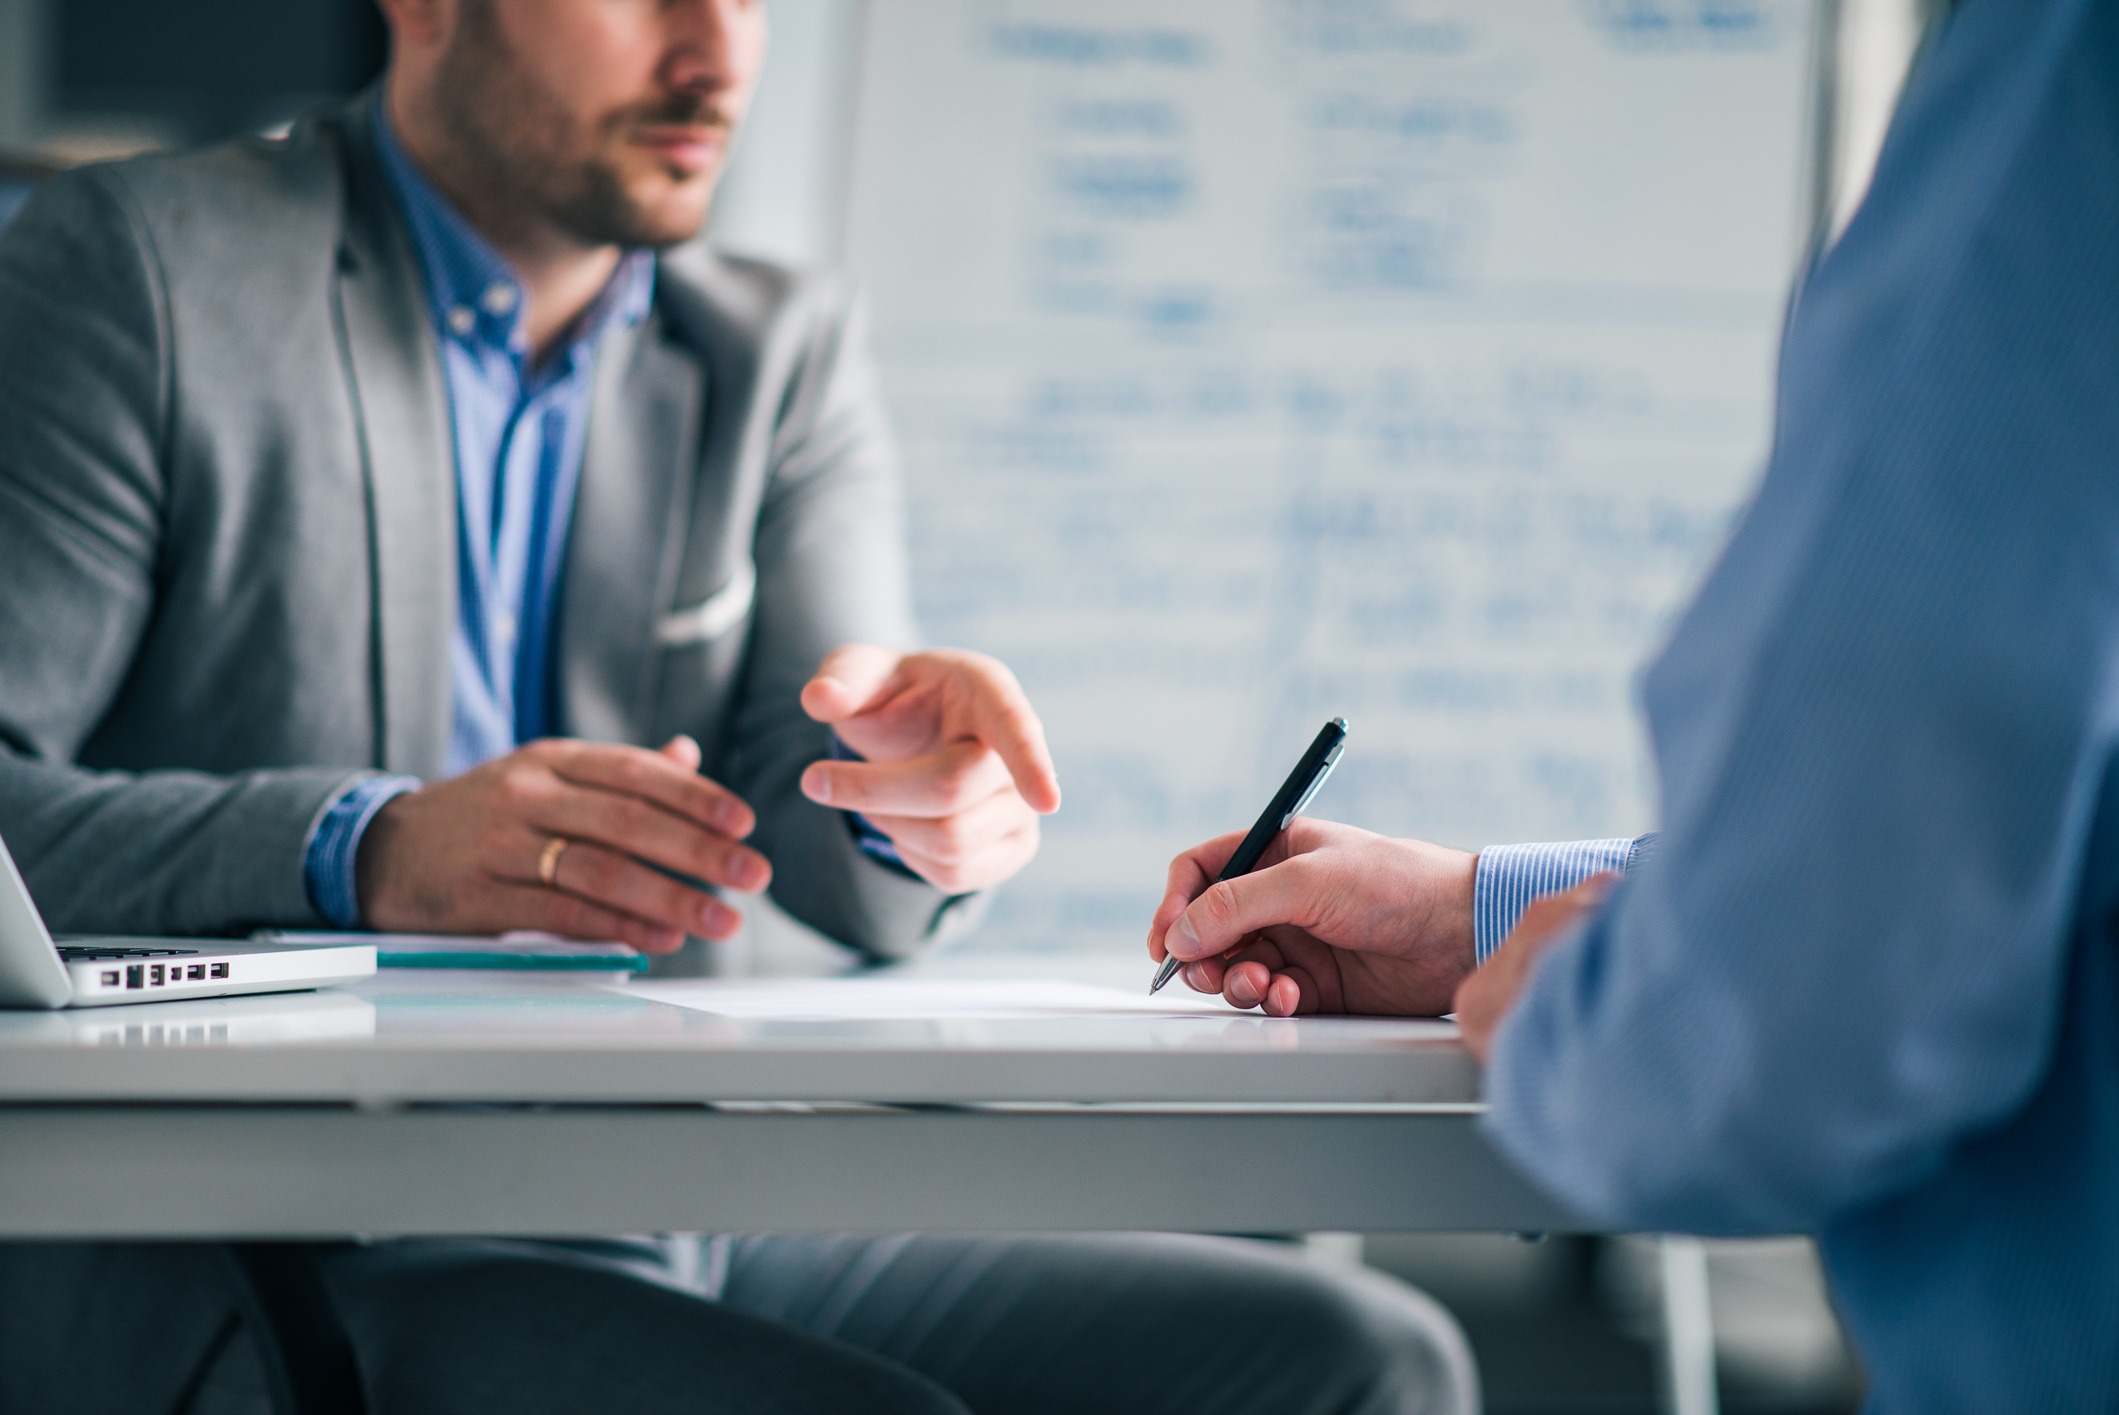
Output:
[
  {"xmin": 481, "ymin": 283, "xmax": 519, "ymax": 316},
  {"xmin": 447, "ymin": 306, "xmax": 476, "ymax": 336}
]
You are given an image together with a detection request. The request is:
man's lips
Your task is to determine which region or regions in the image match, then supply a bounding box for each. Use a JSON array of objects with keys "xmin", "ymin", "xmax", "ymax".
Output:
[{"xmin": 631, "ymin": 124, "xmax": 730, "ymax": 176}]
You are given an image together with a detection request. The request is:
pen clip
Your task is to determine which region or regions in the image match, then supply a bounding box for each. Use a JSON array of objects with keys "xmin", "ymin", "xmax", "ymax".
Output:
[{"xmin": 1279, "ymin": 740, "xmax": 1345, "ymax": 828}]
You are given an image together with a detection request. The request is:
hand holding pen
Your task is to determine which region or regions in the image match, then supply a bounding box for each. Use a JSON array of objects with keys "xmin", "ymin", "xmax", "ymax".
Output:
[
  {"xmin": 1147, "ymin": 721, "xmax": 1485, "ymax": 1017},
  {"xmin": 1150, "ymin": 718, "xmax": 1348, "ymax": 994}
]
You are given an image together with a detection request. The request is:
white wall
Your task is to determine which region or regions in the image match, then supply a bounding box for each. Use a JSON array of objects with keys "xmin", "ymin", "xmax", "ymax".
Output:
[
  {"xmin": 1828, "ymin": 0, "xmax": 1931, "ymax": 237},
  {"xmin": 705, "ymin": 0, "xmax": 863, "ymax": 266},
  {"xmin": 714, "ymin": 0, "xmax": 1938, "ymax": 272}
]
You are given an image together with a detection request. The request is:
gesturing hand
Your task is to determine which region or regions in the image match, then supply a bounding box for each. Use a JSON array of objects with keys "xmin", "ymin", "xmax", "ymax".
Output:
[
  {"xmin": 1148, "ymin": 819, "xmax": 1479, "ymax": 1017},
  {"xmin": 797, "ymin": 645, "xmax": 1062, "ymax": 893},
  {"xmin": 355, "ymin": 734, "xmax": 768, "ymax": 954}
]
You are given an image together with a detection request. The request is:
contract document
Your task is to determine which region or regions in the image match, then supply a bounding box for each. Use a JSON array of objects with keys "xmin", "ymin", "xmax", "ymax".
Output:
[{"xmin": 626, "ymin": 976, "xmax": 1245, "ymax": 1021}]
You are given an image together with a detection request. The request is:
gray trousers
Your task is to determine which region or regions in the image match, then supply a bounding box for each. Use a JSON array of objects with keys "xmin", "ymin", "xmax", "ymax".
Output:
[{"xmin": 2, "ymin": 1236, "xmax": 1476, "ymax": 1415}]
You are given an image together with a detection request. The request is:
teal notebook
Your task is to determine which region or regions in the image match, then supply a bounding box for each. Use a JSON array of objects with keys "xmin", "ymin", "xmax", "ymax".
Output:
[{"xmin": 254, "ymin": 931, "xmax": 648, "ymax": 973}]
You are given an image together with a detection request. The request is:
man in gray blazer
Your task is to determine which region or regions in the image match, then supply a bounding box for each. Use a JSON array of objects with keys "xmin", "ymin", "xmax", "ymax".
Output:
[{"xmin": 0, "ymin": 0, "xmax": 1476, "ymax": 1411}]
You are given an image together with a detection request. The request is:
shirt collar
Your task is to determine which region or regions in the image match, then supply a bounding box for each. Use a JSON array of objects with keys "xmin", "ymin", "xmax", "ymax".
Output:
[{"xmin": 370, "ymin": 97, "xmax": 654, "ymax": 366}]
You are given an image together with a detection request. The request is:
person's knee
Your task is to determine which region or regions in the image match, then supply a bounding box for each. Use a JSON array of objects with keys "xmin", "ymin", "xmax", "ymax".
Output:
[{"xmin": 1254, "ymin": 1259, "xmax": 1480, "ymax": 1415}]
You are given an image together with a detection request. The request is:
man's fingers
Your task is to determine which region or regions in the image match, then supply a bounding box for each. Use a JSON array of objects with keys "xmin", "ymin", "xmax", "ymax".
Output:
[
  {"xmin": 1217, "ymin": 959, "xmax": 1319, "ymax": 1016},
  {"xmin": 1262, "ymin": 970, "xmax": 1317, "ymax": 1018},
  {"xmin": 800, "ymin": 644, "xmax": 904, "ymax": 724},
  {"xmin": 544, "ymin": 740, "xmax": 755, "ymax": 839},
  {"xmin": 804, "ymin": 647, "xmax": 1062, "ymax": 814},
  {"xmin": 489, "ymin": 883, "xmax": 687, "ymax": 955},
  {"xmin": 1181, "ymin": 955, "xmax": 1230, "ymax": 994},
  {"xmin": 801, "ymin": 741, "xmax": 1012, "ymax": 817},
  {"xmin": 537, "ymin": 839, "xmax": 746, "ymax": 941},
  {"xmin": 1148, "ymin": 831, "xmax": 1247, "ymax": 963},
  {"xmin": 858, "ymin": 790, "xmax": 1037, "ymax": 865},
  {"xmin": 954, "ymin": 659, "xmax": 1062, "ymax": 814},
  {"xmin": 891, "ymin": 819, "xmax": 1040, "ymax": 895},
  {"xmin": 530, "ymin": 784, "xmax": 770, "ymax": 894},
  {"xmin": 1166, "ymin": 857, "xmax": 1323, "ymax": 963}
]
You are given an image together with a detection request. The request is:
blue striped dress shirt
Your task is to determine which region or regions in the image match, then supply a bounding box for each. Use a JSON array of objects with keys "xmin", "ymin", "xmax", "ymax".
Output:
[
  {"xmin": 300, "ymin": 103, "xmax": 652, "ymax": 927},
  {"xmin": 1471, "ymin": 837, "xmax": 1649, "ymax": 963}
]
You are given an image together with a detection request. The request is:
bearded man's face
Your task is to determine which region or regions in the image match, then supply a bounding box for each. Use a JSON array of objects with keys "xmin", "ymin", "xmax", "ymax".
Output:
[{"xmin": 431, "ymin": 0, "xmax": 766, "ymax": 249}]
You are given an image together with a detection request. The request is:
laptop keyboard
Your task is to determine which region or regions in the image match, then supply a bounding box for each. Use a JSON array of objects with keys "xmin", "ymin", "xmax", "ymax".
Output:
[{"xmin": 56, "ymin": 945, "xmax": 201, "ymax": 961}]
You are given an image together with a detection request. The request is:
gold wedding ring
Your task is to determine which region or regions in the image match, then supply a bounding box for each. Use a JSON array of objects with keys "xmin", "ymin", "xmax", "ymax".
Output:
[{"xmin": 537, "ymin": 836, "xmax": 571, "ymax": 889}]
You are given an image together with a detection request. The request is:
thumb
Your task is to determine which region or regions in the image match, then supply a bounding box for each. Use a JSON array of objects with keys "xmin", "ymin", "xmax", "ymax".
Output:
[
  {"xmin": 1165, "ymin": 859, "xmax": 1318, "ymax": 963},
  {"xmin": 659, "ymin": 734, "xmax": 702, "ymax": 771},
  {"xmin": 801, "ymin": 644, "xmax": 903, "ymax": 724}
]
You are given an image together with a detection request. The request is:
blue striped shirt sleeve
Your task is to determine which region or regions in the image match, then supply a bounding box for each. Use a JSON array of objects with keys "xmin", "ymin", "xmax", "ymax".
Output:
[
  {"xmin": 302, "ymin": 775, "xmax": 422, "ymax": 928},
  {"xmin": 1472, "ymin": 835, "xmax": 1654, "ymax": 963}
]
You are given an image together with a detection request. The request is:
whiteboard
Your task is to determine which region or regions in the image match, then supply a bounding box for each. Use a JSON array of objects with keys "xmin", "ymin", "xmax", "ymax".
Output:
[{"xmin": 840, "ymin": 0, "xmax": 1818, "ymax": 953}]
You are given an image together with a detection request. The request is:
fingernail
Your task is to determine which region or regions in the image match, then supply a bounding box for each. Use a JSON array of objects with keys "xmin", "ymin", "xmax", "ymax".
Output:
[
  {"xmin": 801, "ymin": 765, "xmax": 832, "ymax": 805},
  {"xmin": 1171, "ymin": 914, "xmax": 1201, "ymax": 960},
  {"xmin": 729, "ymin": 851, "xmax": 768, "ymax": 891},
  {"xmin": 716, "ymin": 800, "xmax": 751, "ymax": 836}
]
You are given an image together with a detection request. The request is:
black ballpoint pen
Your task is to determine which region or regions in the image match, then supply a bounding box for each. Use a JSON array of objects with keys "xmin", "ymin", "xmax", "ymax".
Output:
[{"xmin": 1151, "ymin": 718, "xmax": 1349, "ymax": 995}]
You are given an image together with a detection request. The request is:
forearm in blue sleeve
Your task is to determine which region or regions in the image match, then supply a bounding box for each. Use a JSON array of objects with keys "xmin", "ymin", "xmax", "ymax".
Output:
[
  {"xmin": 1477, "ymin": 53, "xmax": 2118, "ymax": 1227},
  {"xmin": 302, "ymin": 776, "xmax": 420, "ymax": 929}
]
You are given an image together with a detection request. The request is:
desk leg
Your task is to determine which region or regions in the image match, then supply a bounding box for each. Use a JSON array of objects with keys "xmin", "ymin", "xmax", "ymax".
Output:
[{"xmin": 1657, "ymin": 1236, "xmax": 1718, "ymax": 1415}]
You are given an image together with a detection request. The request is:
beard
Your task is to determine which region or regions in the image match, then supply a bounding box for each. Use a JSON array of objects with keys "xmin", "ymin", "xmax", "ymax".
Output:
[{"xmin": 432, "ymin": 0, "xmax": 732, "ymax": 250}]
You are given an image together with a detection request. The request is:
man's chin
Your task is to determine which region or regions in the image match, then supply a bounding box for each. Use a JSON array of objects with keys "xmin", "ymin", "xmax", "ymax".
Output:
[
  {"xmin": 556, "ymin": 177, "xmax": 714, "ymax": 250},
  {"xmin": 618, "ymin": 170, "xmax": 716, "ymax": 246}
]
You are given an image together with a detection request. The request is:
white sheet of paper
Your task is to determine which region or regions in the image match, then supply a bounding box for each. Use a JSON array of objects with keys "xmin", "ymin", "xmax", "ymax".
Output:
[{"xmin": 625, "ymin": 977, "xmax": 1243, "ymax": 1021}]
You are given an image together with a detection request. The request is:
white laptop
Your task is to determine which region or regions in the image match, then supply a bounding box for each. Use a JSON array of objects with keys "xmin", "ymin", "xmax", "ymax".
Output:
[{"xmin": 0, "ymin": 833, "xmax": 375, "ymax": 1009}]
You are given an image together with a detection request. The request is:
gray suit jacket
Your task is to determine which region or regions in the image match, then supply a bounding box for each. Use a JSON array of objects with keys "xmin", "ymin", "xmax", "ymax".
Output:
[{"xmin": 0, "ymin": 100, "xmax": 966, "ymax": 957}]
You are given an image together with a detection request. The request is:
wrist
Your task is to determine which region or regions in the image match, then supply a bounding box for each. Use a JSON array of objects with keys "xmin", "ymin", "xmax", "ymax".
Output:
[
  {"xmin": 1441, "ymin": 847, "xmax": 1479, "ymax": 975},
  {"xmin": 352, "ymin": 785, "xmax": 419, "ymax": 928},
  {"xmin": 303, "ymin": 774, "xmax": 419, "ymax": 928}
]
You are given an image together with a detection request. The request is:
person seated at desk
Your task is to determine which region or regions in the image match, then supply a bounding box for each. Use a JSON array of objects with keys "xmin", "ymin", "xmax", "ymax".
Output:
[
  {"xmin": 0, "ymin": 0, "xmax": 1477, "ymax": 1411},
  {"xmin": 1152, "ymin": 0, "xmax": 2119, "ymax": 1407}
]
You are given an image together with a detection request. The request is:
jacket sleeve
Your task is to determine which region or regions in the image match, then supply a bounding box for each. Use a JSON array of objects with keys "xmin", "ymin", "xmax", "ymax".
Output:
[
  {"xmin": 719, "ymin": 285, "xmax": 983, "ymax": 959},
  {"xmin": 0, "ymin": 169, "xmax": 355, "ymax": 935}
]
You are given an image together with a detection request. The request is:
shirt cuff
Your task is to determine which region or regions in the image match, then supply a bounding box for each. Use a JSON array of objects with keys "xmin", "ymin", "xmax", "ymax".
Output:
[
  {"xmin": 302, "ymin": 775, "xmax": 421, "ymax": 928},
  {"xmin": 827, "ymin": 734, "xmax": 923, "ymax": 880},
  {"xmin": 1472, "ymin": 836, "xmax": 1644, "ymax": 964}
]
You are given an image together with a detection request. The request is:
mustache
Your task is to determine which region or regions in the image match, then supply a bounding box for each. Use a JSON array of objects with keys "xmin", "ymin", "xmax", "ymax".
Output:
[{"xmin": 617, "ymin": 94, "xmax": 740, "ymax": 132}]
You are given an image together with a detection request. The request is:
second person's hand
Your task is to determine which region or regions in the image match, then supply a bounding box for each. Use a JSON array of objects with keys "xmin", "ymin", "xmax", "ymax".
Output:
[
  {"xmin": 1148, "ymin": 818, "xmax": 1479, "ymax": 1017},
  {"xmin": 797, "ymin": 644, "xmax": 1061, "ymax": 893},
  {"xmin": 356, "ymin": 734, "xmax": 768, "ymax": 954}
]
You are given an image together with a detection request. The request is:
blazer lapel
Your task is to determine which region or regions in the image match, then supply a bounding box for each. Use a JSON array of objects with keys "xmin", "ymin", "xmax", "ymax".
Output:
[
  {"xmin": 329, "ymin": 109, "xmax": 457, "ymax": 777},
  {"xmin": 561, "ymin": 313, "xmax": 704, "ymax": 745}
]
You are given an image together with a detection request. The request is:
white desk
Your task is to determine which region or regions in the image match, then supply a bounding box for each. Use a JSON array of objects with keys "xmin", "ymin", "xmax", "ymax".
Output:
[{"xmin": 0, "ymin": 956, "xmax": 1579, "ymax": 1238}]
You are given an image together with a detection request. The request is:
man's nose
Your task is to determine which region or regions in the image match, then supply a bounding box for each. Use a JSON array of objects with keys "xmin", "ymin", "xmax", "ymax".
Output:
[{"xmin": 660, "ymin": 0, "xmax": 767, "ymax": 96}]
